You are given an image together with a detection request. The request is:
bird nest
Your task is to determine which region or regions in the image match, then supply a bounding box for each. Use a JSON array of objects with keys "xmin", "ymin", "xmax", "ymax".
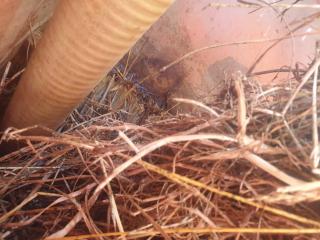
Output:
[{"xmin": 1, "ymin": 50, "xmax": 320, "ymax": 239}]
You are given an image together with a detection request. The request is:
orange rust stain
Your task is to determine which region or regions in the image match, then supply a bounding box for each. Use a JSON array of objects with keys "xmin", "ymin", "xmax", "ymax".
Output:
[{"xmin": 127, "ymin": 0, "xmax": 320, "ymax": 104}]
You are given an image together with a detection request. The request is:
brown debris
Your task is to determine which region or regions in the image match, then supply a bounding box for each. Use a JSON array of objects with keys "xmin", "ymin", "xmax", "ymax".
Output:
[{"xmin": 1, "ymin": 50, "xmax": 320, "ymax": 239}]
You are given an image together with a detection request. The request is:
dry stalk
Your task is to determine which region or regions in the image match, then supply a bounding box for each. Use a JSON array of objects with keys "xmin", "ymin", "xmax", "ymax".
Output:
[{"xmin": 1, "ymin": 33, "xmax": 320, "ymax": 239}]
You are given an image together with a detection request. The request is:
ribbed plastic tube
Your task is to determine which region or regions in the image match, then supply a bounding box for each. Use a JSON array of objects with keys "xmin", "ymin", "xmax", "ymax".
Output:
[{"xmin": 1, "ymin": 0, "xmax": 171, "ymax": 133}]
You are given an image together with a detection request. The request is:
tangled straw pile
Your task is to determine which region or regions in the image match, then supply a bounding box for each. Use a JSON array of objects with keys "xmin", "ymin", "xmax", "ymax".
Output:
[{"xmin": 0, "ymin": 52, "xmax": 320, "ymax": 240}]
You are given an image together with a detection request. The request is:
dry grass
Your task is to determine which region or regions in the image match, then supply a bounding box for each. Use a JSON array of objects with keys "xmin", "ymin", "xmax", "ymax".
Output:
[{"xmin": 0, "ymin": 50, "xmax": 320, "ymax": 240}]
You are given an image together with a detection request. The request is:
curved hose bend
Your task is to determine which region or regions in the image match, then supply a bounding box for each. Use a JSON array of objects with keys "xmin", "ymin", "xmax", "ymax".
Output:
[{"xmin": 1, "ymin": 0, "xmax": 172, "ymax": 133}]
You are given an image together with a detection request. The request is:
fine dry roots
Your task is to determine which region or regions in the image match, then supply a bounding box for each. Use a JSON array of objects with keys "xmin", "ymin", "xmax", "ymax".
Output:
[{"xmin": 0, "ymin": 58, "xmax": 320, "ymax": 240}]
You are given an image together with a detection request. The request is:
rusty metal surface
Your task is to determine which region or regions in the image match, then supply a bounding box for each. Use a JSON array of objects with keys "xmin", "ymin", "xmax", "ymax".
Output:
[{"xmin": 123, "ymin": 0, "xmax": 320, "ymax": 107}]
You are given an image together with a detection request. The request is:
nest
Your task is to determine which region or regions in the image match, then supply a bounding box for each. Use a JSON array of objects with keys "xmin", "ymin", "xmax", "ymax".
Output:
[{"xmin": 0, "ymin": 49, "xmax": 320, "ymax": 240}]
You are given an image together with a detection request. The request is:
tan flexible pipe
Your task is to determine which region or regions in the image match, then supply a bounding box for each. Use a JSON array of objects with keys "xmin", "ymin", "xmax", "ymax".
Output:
[{"xmin": 1, "ymin": 0, "xmax": 172, "ymax": 133}]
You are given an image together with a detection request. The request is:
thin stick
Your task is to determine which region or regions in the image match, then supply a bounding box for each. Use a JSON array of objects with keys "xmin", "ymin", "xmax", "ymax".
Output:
[
  {"xmin": 6, "ymin": 134, "xmax": 95, "ymax": 150},
  {"xmin": 99, "ymin": 158, "xmax": 126, "ymax": 239},
  {"xmin": 283, "ymin": 119, "xmax": 309, "ymax": 160},
  {"xmin": 0, "ymin": 62, "xmax": 11, "ymax": 88},
  {"xmin": 243, "ymin": 152, "xmax": 304, "ymax": 186},
  {"xmin": 282, "ymin": 57, "xmax": 320, "ymax": 115},
  {"xmin": 173, "ymin": 98, "xmax": 219, "ymax": 117},
  {"xmin": 311, "ymin": 44, "xmax": 320, "ymax": 168},
  {"xmin": 278, "ymin": 181, "xmax": 320, "ymax": 193},
  {"xmin": 234, "ymin": 72, "xmax": 247, "ymax": 143}
]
